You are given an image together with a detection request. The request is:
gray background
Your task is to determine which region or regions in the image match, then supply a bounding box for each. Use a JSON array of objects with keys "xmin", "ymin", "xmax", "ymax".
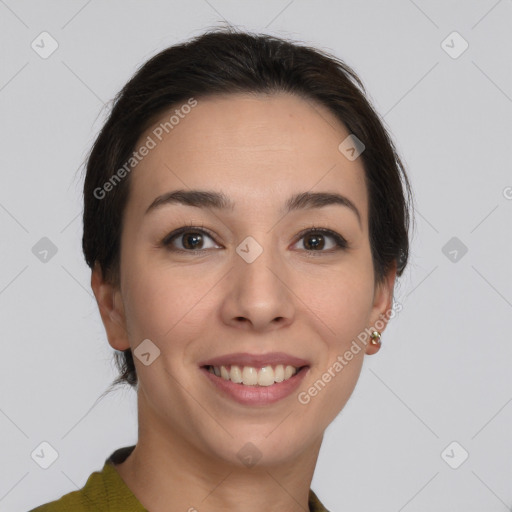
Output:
[{"xmin": 1, "ymin": 1, "xmax": 511, "ymax": 511}]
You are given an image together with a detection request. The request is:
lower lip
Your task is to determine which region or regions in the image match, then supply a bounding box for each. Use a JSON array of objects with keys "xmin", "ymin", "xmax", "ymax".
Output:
[{"xmin": 200, "ymin": 366, "xmax": 309, "ymax": 406}]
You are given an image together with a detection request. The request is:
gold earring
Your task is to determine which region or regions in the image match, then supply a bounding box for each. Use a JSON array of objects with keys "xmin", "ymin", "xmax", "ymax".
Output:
[{"xmin": 370, "ymin": 331, "xmax": 381, "ymax": 345}]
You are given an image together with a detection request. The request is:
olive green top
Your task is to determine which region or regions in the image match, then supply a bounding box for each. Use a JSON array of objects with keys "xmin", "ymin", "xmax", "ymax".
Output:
[{"xmin": 29, "ymin": 446, "xmax": 330, "ymax": 511}]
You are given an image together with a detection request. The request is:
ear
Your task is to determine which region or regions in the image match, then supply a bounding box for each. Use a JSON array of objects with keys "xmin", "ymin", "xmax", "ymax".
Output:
[
  {"xmin": 91, "ymin": 262, "xmax": 130, "ymax": 351},
  {"xmin": 365, "ymin": 262, "xmax": 397, "ymax": 355}
]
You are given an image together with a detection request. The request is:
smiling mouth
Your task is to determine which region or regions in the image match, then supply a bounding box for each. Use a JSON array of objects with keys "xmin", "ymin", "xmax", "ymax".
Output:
[{"xmin": 202, "ymin": 364, "xmax": 309, "ymax": 387}]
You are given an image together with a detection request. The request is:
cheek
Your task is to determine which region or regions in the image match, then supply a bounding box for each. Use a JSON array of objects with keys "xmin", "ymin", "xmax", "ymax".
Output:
[
  {"xmin": 120, "ymin": 254, "xmax": 214, "ymax": 343},
  {"xmin": 298, "ymin": 284, "xmax": 371, "ymax": 421},
  {"xmin": 296, "ymin": 332, "xmax": 366, "ymax": 431},
  {"xmin": 292, "ymin": 265, "xmax": 373, "ymax": 415},
  {"xmin": 296, "ymin": 263, "xmax": 375, "ymax": 339}
]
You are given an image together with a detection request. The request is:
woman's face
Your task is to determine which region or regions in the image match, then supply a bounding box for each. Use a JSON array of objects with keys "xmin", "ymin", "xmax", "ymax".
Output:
[{"xmin": 97, "ymin": 92, "xmax": 395, "ymax": 466}]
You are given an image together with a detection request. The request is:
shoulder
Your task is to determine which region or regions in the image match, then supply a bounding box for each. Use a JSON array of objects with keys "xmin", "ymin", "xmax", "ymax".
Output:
[
  {"xmin": 28, "ymin": 445, "xmax": 142, "ymax": 512},
  {"xmin": 309, "ymin": 488, "xmax": 331, "ymax": 512},
  {"xmin": 28, "ymin": 468, "xmax": 107, "ymax": 511}
]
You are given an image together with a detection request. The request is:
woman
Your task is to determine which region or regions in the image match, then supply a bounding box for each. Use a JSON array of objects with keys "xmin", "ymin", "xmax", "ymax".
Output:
[{"xmin": 31, "ymin": 27, "xmax": 413, "ymax": 512}]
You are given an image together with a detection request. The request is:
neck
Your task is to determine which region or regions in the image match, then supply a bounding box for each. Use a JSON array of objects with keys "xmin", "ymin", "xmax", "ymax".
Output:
[{"xmin": 114, "ymin": 387, "xmax": 323, "ymax": 512}]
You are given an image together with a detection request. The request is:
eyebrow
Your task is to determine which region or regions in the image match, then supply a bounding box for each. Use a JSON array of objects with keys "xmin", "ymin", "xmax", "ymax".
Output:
[{"xmin": 145, "ymin": 189, "xmax": 362, "ymax": 227}]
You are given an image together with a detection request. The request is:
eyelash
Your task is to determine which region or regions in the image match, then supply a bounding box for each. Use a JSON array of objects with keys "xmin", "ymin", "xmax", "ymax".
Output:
[{"xmin": 161, "ymin": 224, "xmax": 349, "ymax": 255}]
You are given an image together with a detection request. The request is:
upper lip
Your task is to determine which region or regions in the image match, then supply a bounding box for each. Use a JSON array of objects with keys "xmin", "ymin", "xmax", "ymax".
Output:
[{"xmin": 198, "ymin": 352, "xmax": 310, "ymax": 369}]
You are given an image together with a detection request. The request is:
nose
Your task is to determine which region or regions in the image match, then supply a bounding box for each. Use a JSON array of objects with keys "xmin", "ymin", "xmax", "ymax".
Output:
[{"xmin": 219, "ymin": 240, "xmax": 296, "ymax": 332}]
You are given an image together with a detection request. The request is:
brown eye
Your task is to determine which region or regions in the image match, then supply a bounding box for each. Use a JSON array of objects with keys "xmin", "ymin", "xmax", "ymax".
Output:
[
  {"xmin": 293, "ymin": 228, "xmax": 348, "ymax": 252},
  {"xmin": 303, "ymin": 233, "xmax": 326, "ymax": 250},
  {"xmin": 163, "ymin": 228, "xmax": 219, "ymax": 252},
  {"xmin": 181, "ymin": 232, "xmax": 204, "ymax": 250}
]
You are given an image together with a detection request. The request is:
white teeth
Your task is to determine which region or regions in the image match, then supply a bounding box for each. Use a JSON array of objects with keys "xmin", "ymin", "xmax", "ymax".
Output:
[
  {"xmin": 242, "ymin": 366, "xmax": 258, "ymax": 385},
  {"xmin": 274, "ymin": 364, "xmax": 285, "ymax": 382},
  {"xmin": 230, "ymin": 365, "xmax": 243, "ymax": 383},
  {"xmin": 284, "ymin": 365, "xmax": 295, "ymax": 380},
  {"xmin": 220, "ymin": 365, "xmax": 230, "ymax": 380},
  {"xmin": 257, "ymin": 366, "xmax": 274, "ymax": 386},
  {"xmin": 208, "ymin": 364, "xmax": 299, "ymax": 386}
]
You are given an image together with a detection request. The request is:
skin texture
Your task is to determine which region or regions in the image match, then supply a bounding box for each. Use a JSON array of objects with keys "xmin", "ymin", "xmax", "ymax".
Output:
[{"xmin": 92, "ymin": 92, "xmax": 396, "ymax": 512}]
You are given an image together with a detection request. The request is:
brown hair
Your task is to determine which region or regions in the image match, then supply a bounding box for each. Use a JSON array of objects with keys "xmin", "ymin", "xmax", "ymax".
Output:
[{"xmin": 83, "ymin": 27, "xmax": 414, "ymax": 393}]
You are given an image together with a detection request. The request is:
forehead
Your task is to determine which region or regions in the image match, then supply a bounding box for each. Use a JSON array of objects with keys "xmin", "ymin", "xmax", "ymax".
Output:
[{"xmin": 128, "ymin": 92, "xmax": 368, "ymax": 219}]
